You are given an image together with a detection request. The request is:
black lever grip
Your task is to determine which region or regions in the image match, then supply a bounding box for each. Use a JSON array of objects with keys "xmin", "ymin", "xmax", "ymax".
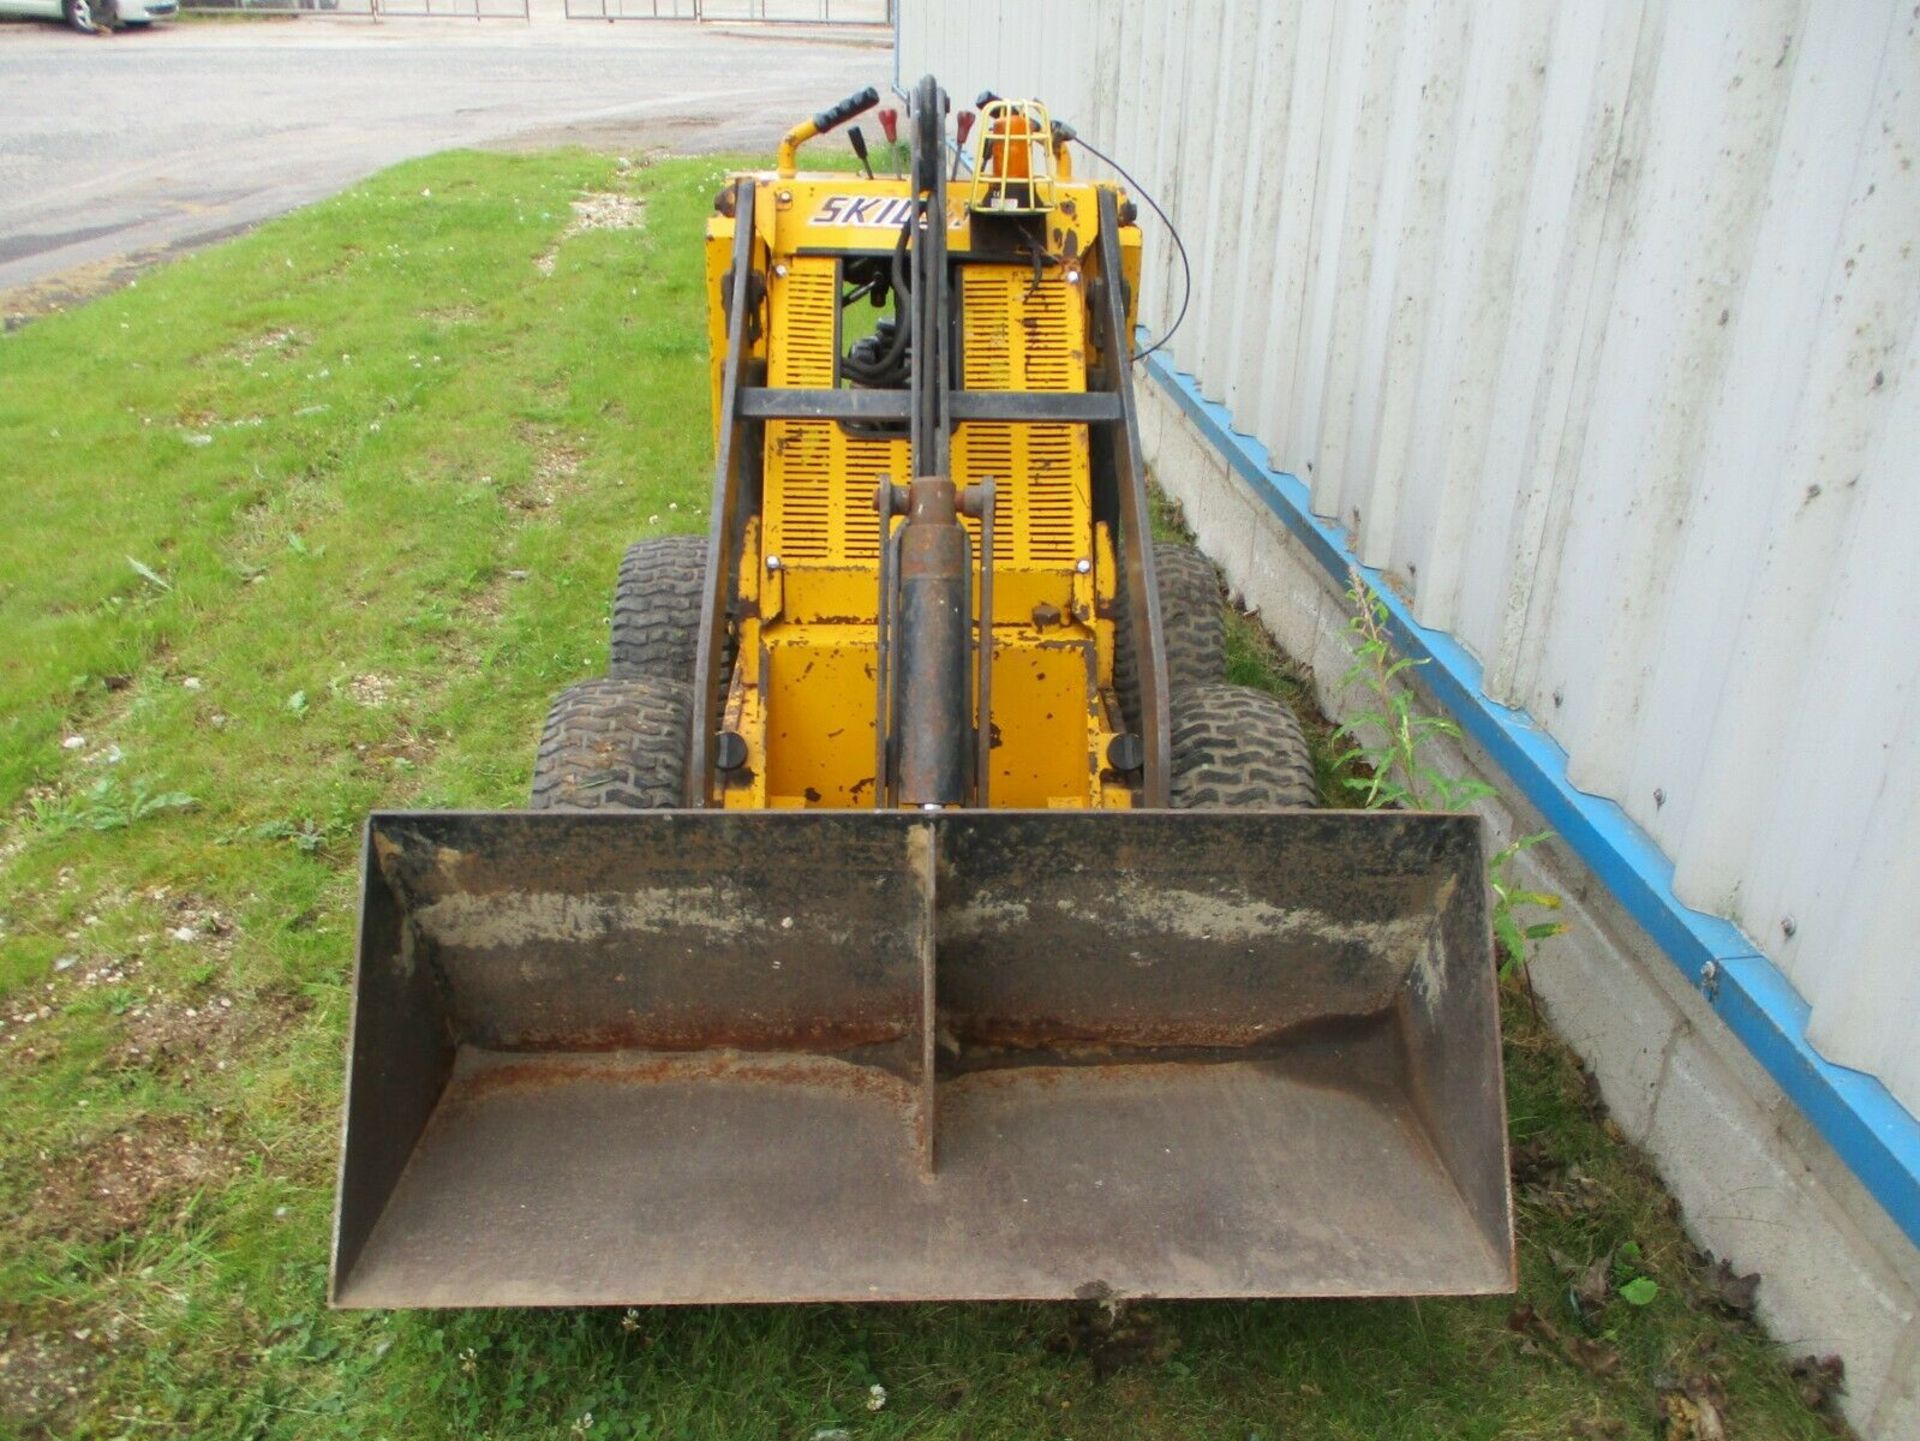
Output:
[{"xmin": 813, "ymin": 87, "xmax": 880, "ymax": 134}]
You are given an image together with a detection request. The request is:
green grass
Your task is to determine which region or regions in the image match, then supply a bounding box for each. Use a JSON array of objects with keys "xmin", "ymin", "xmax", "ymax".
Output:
[{"xmin": 0, "ymin": 151, "xmax": 1847, "ymax": 1440}]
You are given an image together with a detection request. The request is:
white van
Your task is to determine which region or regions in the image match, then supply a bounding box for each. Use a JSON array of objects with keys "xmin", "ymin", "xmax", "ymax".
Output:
[{"xmin": 1, "ymin": 0, "xmax": 178, "ymax": 30}]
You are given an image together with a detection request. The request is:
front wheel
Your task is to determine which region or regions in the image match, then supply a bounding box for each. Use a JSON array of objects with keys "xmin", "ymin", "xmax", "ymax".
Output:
[
  {"xmin": 529, "ymin": 676, "xmax": 691, "ymax": 811},
  {"xmin": 64, "ymin": 0, "xmax": 99, "ymax": 32},
  {"xmin": 1169, "ymin": 681, "xmax": 1318, "ymax": 809}
]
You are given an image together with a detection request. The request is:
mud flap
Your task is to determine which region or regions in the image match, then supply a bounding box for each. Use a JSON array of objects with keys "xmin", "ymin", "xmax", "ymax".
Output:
[{"xmin": 331, "ymin": 809, "xmax": 1513, "ymax": 1307}]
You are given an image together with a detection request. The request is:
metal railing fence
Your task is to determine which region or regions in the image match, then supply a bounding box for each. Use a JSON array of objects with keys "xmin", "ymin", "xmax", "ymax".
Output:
[
  {"xmin": 177, "ymin": 0, "xmax": 530, "ymax": 19},
  {"xmin": 563, "ymin": 0, "xmax": 887, "ymax": 23}
]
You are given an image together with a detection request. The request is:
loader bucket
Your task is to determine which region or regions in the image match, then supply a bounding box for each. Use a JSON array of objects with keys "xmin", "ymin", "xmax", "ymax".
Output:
[{"xmin": 331, "ymin": 809, "xmax": 1513, "ymax": 1307}]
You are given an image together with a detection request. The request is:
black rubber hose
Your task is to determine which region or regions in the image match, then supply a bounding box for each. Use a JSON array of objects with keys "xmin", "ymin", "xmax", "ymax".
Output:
[
  {"xmin": 841, "ymin": 200, "xmax": 921, "ymax": 386},
  {"xmin": 1070, "ymin": 133, "xmax": 1192, "ymax": 362}
]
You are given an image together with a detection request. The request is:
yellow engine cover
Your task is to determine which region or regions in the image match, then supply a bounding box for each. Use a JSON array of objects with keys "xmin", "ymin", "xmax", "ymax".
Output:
[{"xmin": 706, "ymin": 175, "xmax": 1142, "ymax": 811}]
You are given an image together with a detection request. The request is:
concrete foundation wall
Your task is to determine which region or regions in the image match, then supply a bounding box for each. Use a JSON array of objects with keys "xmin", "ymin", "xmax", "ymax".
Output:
[{"xmin": 1138, "ymin": 377, "xmax": 1920, "ymax": 1439}]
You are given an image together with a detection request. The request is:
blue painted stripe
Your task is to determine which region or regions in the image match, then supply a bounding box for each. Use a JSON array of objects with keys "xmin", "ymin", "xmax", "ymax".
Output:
[{"xmin": 1144, "ymin": 348, "xmax": 1920, "ymax": 1253}]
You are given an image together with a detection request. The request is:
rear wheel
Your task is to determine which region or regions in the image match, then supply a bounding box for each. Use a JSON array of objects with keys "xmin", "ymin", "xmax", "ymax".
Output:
[
  {"xmin": 64, "ymin": 0, "xmax": 98, "ymax": 31},
  {"xmin": 1114, "ymin": 540, "xmax": 1226, "ymax": 729},
  {"xmin": 530, "ymin": 676, "xmax": 689, "ymax": 811},
  {"xmin": 1169, "ymin": 681, "xmax": 1317, "ymax": 809},
  {"xmin": 609, "ymin": 536, "xmax": 710, "ymax": 686}
]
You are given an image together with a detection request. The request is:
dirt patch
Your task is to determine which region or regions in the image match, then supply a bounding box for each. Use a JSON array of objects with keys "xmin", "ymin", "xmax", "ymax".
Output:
[
  {"xmin": 507, "ymin": 423, "xmax": 588, "ymax": 510},
  {"xmin": 1, "ymin": 222, "xmax": 258, "ymax": 334},
  {"xmin": 534, "ymin": 191, "xmax": 648, "ymax": 277},
  {"xmin": 28, "ymin": 1114, "xmax": 240, "ymax": 1246},
  {"xmin": 0, "ymin": 1326, "xmax": 97, "ymax": 1438},
  {"xmin": 1046, "ymin": 1294, "xmax": 1179, "ymax": 1381},
  {"xmin": 346, "ymin": 672, "xmax": 397, "ymax": 708},
  {"xmin": 227, "ymin": 326, "xmax": 309, "ymax": 368},
  {"xmin": 355, "ymin": 728, "xmax": 436, "ymax": 776},
  {"xmin": 8, "ymin": 865, "xmax": 172, "ymax": 1099},
  {"xmin": 533, "ymin": 439, "xmax": 585, "ymax": 494},
  {"xmin": 113, "ymin": 981, "xmax": 311, "ymax": 1087},
  {"xmin": 3, "ymin": 890, "xmax": 309, "ymax": 1085},
  {"xmin": 465, "ymin": 571, "xmax": 513, "ymax": 626},
  {"xmin": 147, "ymin": 890, "xmax": 236, "ymax": 960},
  {"xmin": 1, "ymin": 255, "xmax": 150, "ymax": 333},
  {"xmin": 565, "ymin": 190, "xmax": 649, "ymax": 237},
  {"xmin": 99, "ymin": 892, "xmax": 311, "ymax": 1080},
  {"xmin": 1, "ymin": 930, "xmax": 145, "ymax": 1068}
]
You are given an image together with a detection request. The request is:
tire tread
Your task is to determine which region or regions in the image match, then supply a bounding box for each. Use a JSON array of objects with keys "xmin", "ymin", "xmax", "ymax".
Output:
[
  {"xmin": 1169, "ymin": 681, "xmax": 1317, "ymax": 809},
  {"xmin": 1114, "ymin": 540, "xmax": 1226, "ymax": 727},
  {"xmin": 529, "ymin": 677, "xmax": 689, "ymax": 810},
  {"xmin": 609, "ymin": 536, "xmax": 709, "ymax": 685}
]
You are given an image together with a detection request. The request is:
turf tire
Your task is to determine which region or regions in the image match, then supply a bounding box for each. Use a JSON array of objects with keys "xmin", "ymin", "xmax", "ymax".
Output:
[
  {"xmin": 1169, "ymin": 681, "xmax": 1317, "ymax": 809},
  {"xmin": 609, "ymin": 536, "xmax": 710, "ymax": 686},
  {"xmin": 529, "ymin": 676, "xmax": 689, "ymax": 810},
  {"xmin": 1114, "ymin": 540, "xmax": 1226, "ymax": 729}
]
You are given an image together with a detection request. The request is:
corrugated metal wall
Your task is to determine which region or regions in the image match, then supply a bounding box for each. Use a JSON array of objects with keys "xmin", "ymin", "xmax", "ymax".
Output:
[{"xmin": 898, "ymin": 0, "xmax": 1920, "ymax": 1117}]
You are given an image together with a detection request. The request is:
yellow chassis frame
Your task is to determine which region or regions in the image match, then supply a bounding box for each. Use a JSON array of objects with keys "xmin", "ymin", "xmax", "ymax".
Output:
[{"xmin": 704, "ymin": 174, "xmax": 1142, "ymax": 810}]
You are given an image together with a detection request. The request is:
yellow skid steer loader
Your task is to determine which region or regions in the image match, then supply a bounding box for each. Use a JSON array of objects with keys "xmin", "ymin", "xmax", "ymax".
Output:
[{"xmin": 330, "ymin": 77, "xmax": 1513, "ymax": 1308}]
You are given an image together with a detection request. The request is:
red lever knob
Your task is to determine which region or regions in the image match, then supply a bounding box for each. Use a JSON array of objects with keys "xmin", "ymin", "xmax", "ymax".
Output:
[{"xmin": 878, "ymin": 107, "xmax": 899, "ymax": 144}]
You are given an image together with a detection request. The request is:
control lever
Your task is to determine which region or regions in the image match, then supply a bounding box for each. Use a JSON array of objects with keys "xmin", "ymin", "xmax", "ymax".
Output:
[{"xmin": 848, "ymin": 125, "xmax": 875, "ymax": 180}]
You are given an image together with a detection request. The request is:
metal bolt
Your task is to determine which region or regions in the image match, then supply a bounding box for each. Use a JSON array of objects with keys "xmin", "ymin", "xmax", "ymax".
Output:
[
  {"xmin": 1063, "ymin": 267, "xmax": 1081, "ymax": 285},
  {"xmin": 766, "ymin": 555, "xmax": 782, "ymax": 572},
  {"xmin": 777, "ymin": 189, "xmax": 793, "ymax": 204},
  {"xmin": 1781, "ymin": 915, "xmax": 1797, "ymax": 939},
  {"xmin": 773, "ymin": 262, "xmax": 789, "ymax": 278},
  {"xmin": 1075, "ymin": 558, "xmax": 1092, "ymax": 574}
]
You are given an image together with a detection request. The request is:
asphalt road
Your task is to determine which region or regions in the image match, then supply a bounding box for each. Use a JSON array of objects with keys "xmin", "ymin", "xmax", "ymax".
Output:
[{"xmin": 0, "ymin": 5, "xmax": 889, "ymax": 300}]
